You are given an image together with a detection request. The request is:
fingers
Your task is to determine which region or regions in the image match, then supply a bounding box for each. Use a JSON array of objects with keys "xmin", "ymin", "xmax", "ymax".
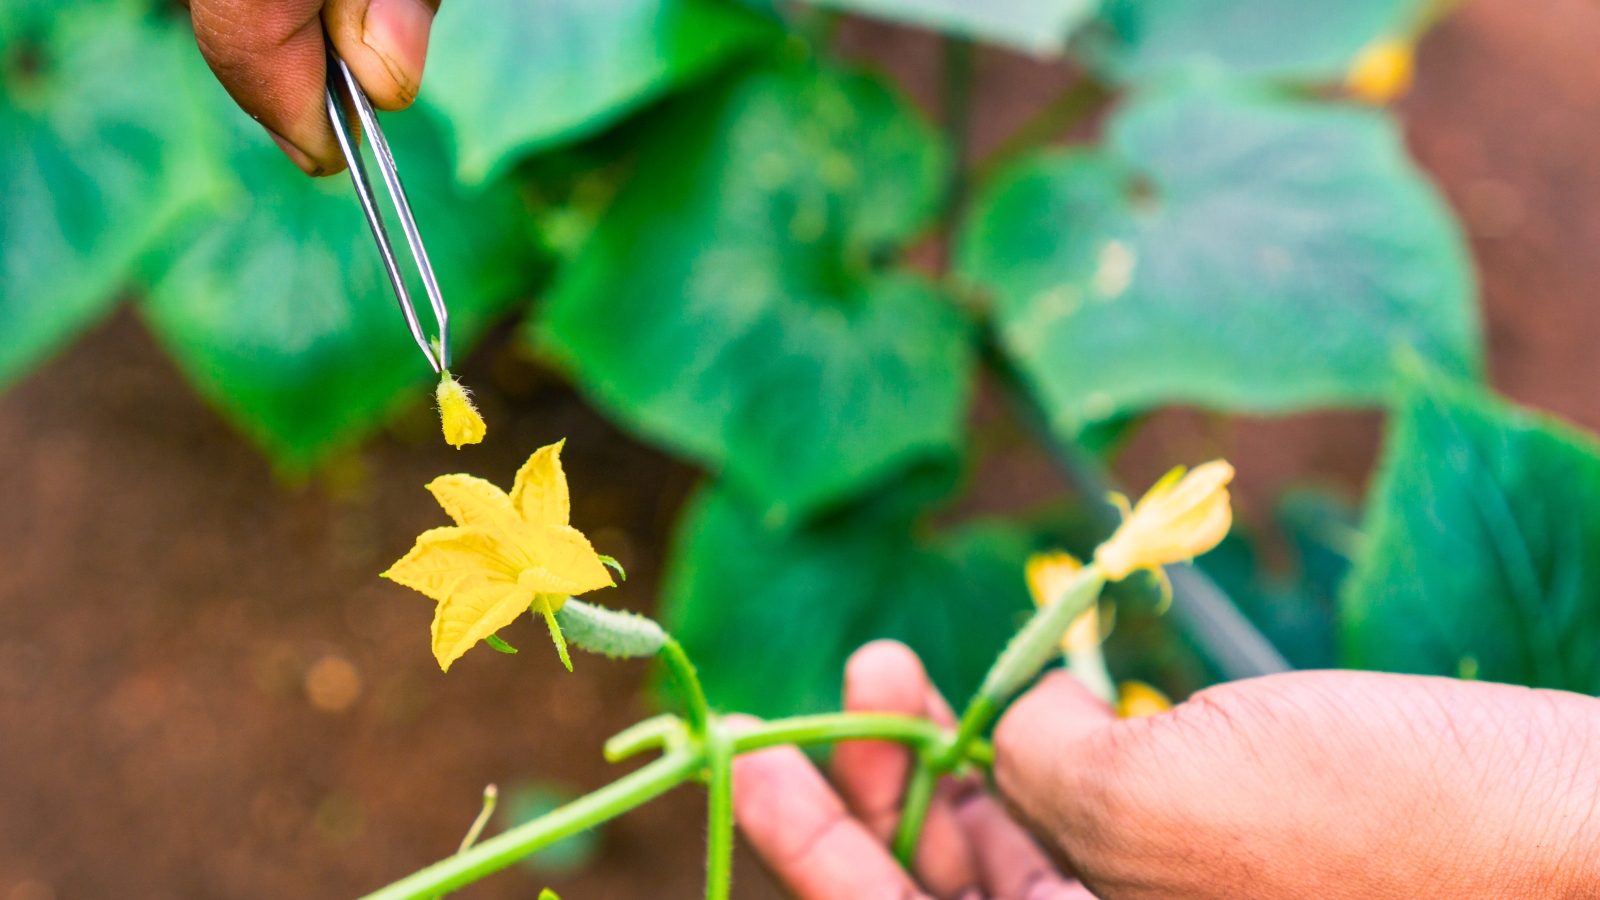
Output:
[
  {"xmin": 955, "ymin": 793, "xmax": 1097, "ymax": 900},
  {"xmin": 992, "ymin": 672, "xmax": 1120, "ymax": 845},
  {"xmin": 832, "ymin": 640, "xmax": 976, "ymax": 897},
  {"xmin": 733, "ymin": 743, "xmax": 932, "ymax": 900},
  {"xmin": 189, "ymin": 0, "xmax": 438, "ymax": 175}
]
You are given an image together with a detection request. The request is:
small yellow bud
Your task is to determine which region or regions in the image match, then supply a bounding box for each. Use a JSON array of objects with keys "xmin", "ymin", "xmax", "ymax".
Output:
[
  {"xmin": 1117, "ymin": 680, "xmax": 1172, "ymax": 719},
  {"xmin": 1093, "ymin": 460, "xmax": 1234, "ymax": 581},
  {"xmin": 436, "ymin": 372, "xmax": 486, "ymax": 448},
  {"xmin": 1025, "ymin": 551, "xmax": 1083, "ymax": 608},
  {"xmin": 1346, "ymin": 37, "xmax": 1415, "ymax": 104}
]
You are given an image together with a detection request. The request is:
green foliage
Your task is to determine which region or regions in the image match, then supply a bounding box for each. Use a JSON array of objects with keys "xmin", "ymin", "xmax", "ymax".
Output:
[
  {"xmin": 959, "ymin": 84, "xmax": 1476, "ymax": 436},
  {"xmin": 0, "ymin": 2, "xmax": 220, "ymax": 385},
  {"xmin": 664, "ymin": 476, "xmax": 1035, "ymax": 716},
  {"xmin": 539, "ymin": 61, "xmax": 973, "ymax": 523},
  {"xmin": 139, "ymin": 74, "xmax": 532, "ymax": 472},
  {"xmin": 1341, "ymin": 367, "xmax": 1600, "ymax": 693},
  {"xmin": 1076, "ymin": 0, "xmax": 1419, "ymax": 82},
  {"xmin": 422, "ymin": 0, "xmax": 776, "ymax": 184},
  {"xmin": 807, "ymin": 0, "xmax": 1097, "ymax": 55}
]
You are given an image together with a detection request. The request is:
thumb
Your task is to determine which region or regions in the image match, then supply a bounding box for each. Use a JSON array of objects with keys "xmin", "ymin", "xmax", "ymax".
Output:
[
  {"xmin": 991, "ymin": 672, "xmax": 1120, "ymax": 863},
  {"xmin": 325, "ymin": 0, "xmax": 439, "ymax": 112}
]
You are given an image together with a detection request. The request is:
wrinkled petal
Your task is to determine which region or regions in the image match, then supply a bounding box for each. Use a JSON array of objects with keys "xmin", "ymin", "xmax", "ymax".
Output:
[
  {"xmin": 383, "ymin": 527, "xmax": 522, "ymax": 602},
  {"xmin": 432, "ymin": 576, "xmax": 536, "ymax": 671},
  {"xmin": 528, "ymin": 524, "xmax": 615, "ymax": 595},
  {"xmin": 511, "ymin": 440, "xmax": 571, "ymax": 527},
  {"xmin": 1095, "ymin": 460, "xmax": 1234, "ymax": 580},
  {"xmin": 426, "ymin": 474, "xmax": 530, "ymax": 555}
]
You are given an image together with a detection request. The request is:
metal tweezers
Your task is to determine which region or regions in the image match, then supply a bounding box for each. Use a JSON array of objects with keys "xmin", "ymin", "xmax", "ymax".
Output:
[{"xmin": 323, "ymin": 43, "xmax": 449, "ymax": 373}]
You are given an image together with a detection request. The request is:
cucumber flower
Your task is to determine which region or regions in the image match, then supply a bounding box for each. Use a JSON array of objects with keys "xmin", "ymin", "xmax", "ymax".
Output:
[
  {"xmin": 1346, "ymin": 37, "xmax": 1415, "ymax": 104},
  {"xmin": 384, "ymin": 441, "xmax": 615, "ymax": 672},
  {"xmin": 1093, "ymin": 460, "xmax": 1235, "ymax": 582}
]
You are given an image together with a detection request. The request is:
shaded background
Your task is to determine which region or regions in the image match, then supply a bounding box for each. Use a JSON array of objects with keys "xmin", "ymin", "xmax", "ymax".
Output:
[{"xmin": 3, "ymin": 0, "xmax": 1599, "ymax": 897}]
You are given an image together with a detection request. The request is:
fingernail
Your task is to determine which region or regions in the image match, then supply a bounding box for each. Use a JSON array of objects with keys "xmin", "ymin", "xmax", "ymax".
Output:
[
  {"xmin": 264, "ymin": 127, "xmax": 322, "ymax": 176},
  {"xmin": 362, "ymin": 0, "xmax": 433, "ymax": 98}
]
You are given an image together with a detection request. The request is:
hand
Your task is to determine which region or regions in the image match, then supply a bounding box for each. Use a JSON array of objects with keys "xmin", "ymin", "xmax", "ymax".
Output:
[
  {"xmin": 732, "ymin": 640, "xmax": 1095, "ymax": 899},
  {"xmin": 995, "ymin": 663, "xmax": 1600, "ymax": 898},
  {"xmin": 733, "ymin": 641, "xmax": 1600, "ymax": 900},
  {"xmin": 186, "ymin": 0, "xmax": 440, "ymax": 176}
]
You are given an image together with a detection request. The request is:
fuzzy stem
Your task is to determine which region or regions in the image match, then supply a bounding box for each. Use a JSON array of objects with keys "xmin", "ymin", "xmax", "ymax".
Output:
[
  {"xmin": 704, "ymin": 722, "xmax": 736, "ymax": 900},
  {"xmin": 661, "ymin": 638, "xmax": 710, "ymax": 737},
  {"xmin": 891, "ymin": 759, "xmax": 938, "ymax": 868}
]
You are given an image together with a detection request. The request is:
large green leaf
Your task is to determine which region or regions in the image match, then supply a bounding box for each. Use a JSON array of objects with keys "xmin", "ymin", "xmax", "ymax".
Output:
[
  {"xmin": 958, "ymin": 85, "xmax": 1477, "ymax": 436},
  {"xmin": 422, "ymin": 0, "xmax": 776, "ymax": 184},
  {"xmin": 140, "ymin": 77, "xmax": 534, "ymax": 472},
  {"xmin": 1341, "ymin": 369, "xmax": 1600, "ymax": 694},
  {"xmin": 664, "ymin": 476, "xmax": 1035, "ymax": 717},
  {"xmin": 539, "ymin": 63, "xmax": 972, "ymax": 524},
  {"xmin": 1074, "ymin": 0, "xmax": 1419, "ymax": 83},
  {"xmin": 806, "ymin": 0, "xmax": 1096, "ymax": 56},
  {"xmin": 0, "ymin": 4, "xmax": 220, "ymax": 386}
]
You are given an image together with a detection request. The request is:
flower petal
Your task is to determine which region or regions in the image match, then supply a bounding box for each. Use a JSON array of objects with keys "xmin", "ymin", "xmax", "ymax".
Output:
[
  {"xmin": 431, "ymin": 576, "xmax": 536, "ymax": 671},
  {"xmin": 528, "ymin": 524, "xmax": 615, "ymax": 595},
  {"xmin": 383, "ymin": 527, "xmax": 522, "ymax": 602},
  {"xmin": 511, "ymin": 440, "xmax": 571, "ymax": 527},
  {"xmin": 427, "ymin": 474, "xmax": 529, "ymax": 553}
]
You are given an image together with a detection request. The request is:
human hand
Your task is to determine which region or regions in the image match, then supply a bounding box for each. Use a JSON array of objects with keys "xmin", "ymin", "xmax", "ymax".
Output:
[
  {"xmin": 994, "ymin": 661, "xmax": 1600, "ymax": 899},
  {"xmin": 732, "ymin": 640, "xmax": 1095, "ymax": 900},
  {"xmin": 186, "ymin": 0, "xmax": 439, "ymax": 176},
  {"xmin": 734, "ymin": 641, "xmax": 1600, "ymax": 900}
]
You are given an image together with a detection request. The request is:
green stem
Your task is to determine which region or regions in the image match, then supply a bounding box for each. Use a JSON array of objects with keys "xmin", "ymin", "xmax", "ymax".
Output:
[
  {"xmin": 704, "ymin": 722, "xmax": 736, "ymax": 900},
  {"xmin": 890, "ymin": 759, "xmax": 937, "ymax": 868},
  {"xmin": 661, "ymin": 638, "xmax": 709, "ymax": 737},
  {"xmin": 971, "ymin": 77, "xmax": 1112, "ymax": 186},
  {"xmin": 355, "ymin": 748, "xmax": 701, "ymax": 900},
  {"xmin": 731, "ymin": 713, "xmax": 949, "ymax": 755},
  {"xmin": 939, "ymin": 36, "xmax": 976, "ymax": 228}
]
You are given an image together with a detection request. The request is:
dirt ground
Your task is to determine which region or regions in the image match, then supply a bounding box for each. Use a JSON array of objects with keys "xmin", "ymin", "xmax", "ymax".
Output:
[{"xmin": 3, "ymin": 0, "xmax": 1599, "ymax": 898}]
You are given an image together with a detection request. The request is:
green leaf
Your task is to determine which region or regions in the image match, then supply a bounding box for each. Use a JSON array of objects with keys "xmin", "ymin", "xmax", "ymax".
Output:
[
  {"xmin": 0, "ymin": 5, "xmax": 221, "ymax": 386},
  {"xmin": 540, "ymin": 63, "xmax": 971, "ymax": 523},
  {"xmin": 663, "ymin": 478, "xmax": 1035, "ymax": 717},
  {"xmin": 485, "ymin": 634, "xmax": 519, "ymax": 654},
  {"xmin": 139, "ymin": 77, "xmax": 534, "ymax": 472},
  {"xmin": 806, "ymin": 0, "xmax": 1096, "ymax": 56},
  {"xmin": 1341, "ymin": 367, "xmax": 1600, "ymax": 693},
  {"xmin": 421, "ymin": 0, "xmax": 777, "ymax": 184},
  {"xmin": 1075, "ymin": 0, "xmax": 1422, "ymax": 83},
  {"xmin": 958, "ymin": 85, "xmax": 1477, "ymax": 436}
]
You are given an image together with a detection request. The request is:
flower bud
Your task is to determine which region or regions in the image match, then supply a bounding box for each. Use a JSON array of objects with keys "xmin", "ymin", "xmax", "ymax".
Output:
[
  {"xmin": 1346, "ymin": 37, "xmax": 1414, "ymax": 104},
  {"xmin": 437, "ymin": 372, "xmax": 486, "ymax": 448},
  {"xmin": 1093, "ymin": 460, "xmax": 1234, "ymax": 581}
]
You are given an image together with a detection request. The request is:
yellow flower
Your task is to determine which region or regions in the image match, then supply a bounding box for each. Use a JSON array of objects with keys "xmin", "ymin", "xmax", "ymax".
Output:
[
  {"xmin": 1094, "ymin": 460, "xmax": 1234, "ymax": 581},
  {"xmin": 383, "ymin": 440, "xmax": 614, "ymax": 672},
  {"xmin": 1346, "ymin": 37, "xmax": 1415, "ymax": 104},
  {"xmin": 1116, "ymin": 680, "xmax": 1172, "ymax": 719},
  {"xmin": 437, "ymin": 372, "xmax": 486, "ymax": 448}
]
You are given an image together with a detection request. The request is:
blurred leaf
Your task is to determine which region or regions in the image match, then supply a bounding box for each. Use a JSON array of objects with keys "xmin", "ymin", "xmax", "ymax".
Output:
[
  {"xmin": 0, "ymin": 5, "xmax": 220, "ymax": 385},
  {"xmin": 1341, "ymin": 368, "xmax": 1600, "ymax": 693},
  {"xmin": 540, "ymin": 63, "xmax": 971, "ymax": 524},
  {"xmin": 422, "ymin": 0, "xmax": 777, "ymax": 184},
  {"xmin": 140, "ymin": 77, "xmax": 534, "ymax": 472},
  {"xmin": 1075, "ymin": 0, "xmax": 1422, "ymax": 83},
  {"xmin": 805, "ymin": 0, "xmax": 1097, "ymax": 56},
  {"xmin": 664, "ymin": 477, "xmax": 1034, "ymax": 717},
  {"xmin": 958, "ymin": 85, "xmax": 1476, "ymax": 436}
]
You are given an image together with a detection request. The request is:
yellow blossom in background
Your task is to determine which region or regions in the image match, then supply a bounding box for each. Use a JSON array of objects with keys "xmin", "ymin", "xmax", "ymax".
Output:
[
  {"xmin": 1346, "ymin": 37, "xmax": 1415, "ymax": 104},
  {"xmin": 1117, "ymin": 680, "xmax": 1172, "ymax": 719},
  {"xmin": 1027, "ymin": 551, "xmax": 1116, "ymax": 703},
  {"xmin": 437, "ymin": 372, "xmax": 486, "ymax": 448},
  {"xmin": 1094, "ymin": 460, "xmax": 1234, "ymax": 581},
  {"xmin": 383, "ymin": 440, "xmax": 614, "ymax": 671}
]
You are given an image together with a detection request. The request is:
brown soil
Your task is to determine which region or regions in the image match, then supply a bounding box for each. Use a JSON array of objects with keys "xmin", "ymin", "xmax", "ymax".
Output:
[{"xmin": 2, "ymin": 0, "xmax": 1598, "ymax": 898}]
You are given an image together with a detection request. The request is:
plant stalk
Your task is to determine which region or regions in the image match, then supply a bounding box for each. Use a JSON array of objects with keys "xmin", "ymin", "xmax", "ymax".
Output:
[
  {"xmin": 355, "ymin": 748, "xmax": 701, "ymax": 900},
  {"xmin": 704, "ymin": 722, "xmax": 736, "ymax": 900},
  {"xmin": 661, "ymin": 638, "xmax": 710, "ymax": 737},
  {"xmin": 890, "ymin": 758, "xmax": 938, "ymax": 868}
]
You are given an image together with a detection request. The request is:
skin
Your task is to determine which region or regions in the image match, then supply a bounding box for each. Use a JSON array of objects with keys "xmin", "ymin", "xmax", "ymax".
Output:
[
  {"xmin": 732, "ymin": 640, "xmax": 1600, "ymax": 900},
  {"xmin": 185, "ymin": 0, "xmax": 441, "ymax": 176}
]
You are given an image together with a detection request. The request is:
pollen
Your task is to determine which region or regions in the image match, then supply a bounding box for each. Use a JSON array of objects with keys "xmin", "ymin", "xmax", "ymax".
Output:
[{"xmin": 437, "ymin": 372, "xmax": 486, "ymax": 448}]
